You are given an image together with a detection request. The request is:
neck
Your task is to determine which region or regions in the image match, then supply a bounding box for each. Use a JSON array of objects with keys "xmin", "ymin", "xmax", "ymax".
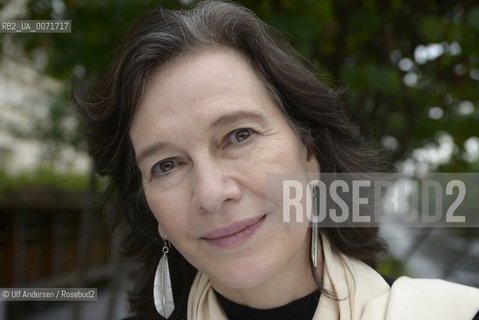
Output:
[{"xmin": 210, "ymin": 232, "xmax": 322, "ymax": 309}]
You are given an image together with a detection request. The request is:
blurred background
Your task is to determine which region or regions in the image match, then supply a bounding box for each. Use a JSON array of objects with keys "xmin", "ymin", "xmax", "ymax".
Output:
[{"xmin": 0, "ymin": 0, "xmax": 478, "ymax": 319}]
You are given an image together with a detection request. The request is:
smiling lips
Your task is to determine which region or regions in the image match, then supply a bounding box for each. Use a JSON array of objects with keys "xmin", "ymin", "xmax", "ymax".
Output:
[{"xmin": 201, "ymin": 214, "xmax": 267, "ymax": 248}]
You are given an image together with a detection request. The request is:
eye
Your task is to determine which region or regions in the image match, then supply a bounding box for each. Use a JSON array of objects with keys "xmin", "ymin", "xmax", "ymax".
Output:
[
  {"xmin": 151, "ymin": 158, "xmax": 180, "ymax": 177},
  {"xmin": 225, "ymin": 128, "xmax": 254, "ymax": 146}
]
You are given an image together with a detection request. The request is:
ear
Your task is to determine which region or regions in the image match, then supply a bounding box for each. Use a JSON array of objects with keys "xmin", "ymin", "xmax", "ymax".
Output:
[
  {"xmin": 304, "ymin": 139, "xmax": 316, "ymax": 161},
  {"xmin": 306, "ymin": 144, "xmax": 313, "ymax": 161},
  {"xmin": 304, "ymin": 143, "xmax": 320, "ymax": 173},
  {"xmin": 307, "ymin": 156, "xmax": 320, "ymax": 175},
  {"xmin": 157, "ymin": 224, "xmax": 168, "ymax": 240}
]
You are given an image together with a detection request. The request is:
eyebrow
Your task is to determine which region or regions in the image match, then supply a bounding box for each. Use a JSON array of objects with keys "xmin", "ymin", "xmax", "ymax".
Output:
[
  {"xmin": 135, "ymin": 110, "xmax": 267, "ymax": 165},
  {"xmin": 209, "ymin": 110, "xmax": 266, "ymax": 130}
]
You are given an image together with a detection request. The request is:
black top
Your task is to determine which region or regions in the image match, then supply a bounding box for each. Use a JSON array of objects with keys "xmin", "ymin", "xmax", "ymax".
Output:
[{"xmin": 215, "ymin": 290, "xmax": 321, "ymax": 320}]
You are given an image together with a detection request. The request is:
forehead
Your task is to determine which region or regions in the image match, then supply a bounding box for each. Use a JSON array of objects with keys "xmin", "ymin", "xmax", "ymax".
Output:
[
  {"xmin": 129, "ymin": 47, "xmax": 282, "ymax": 146},
  {"xmin": 135, "ymin": 48, "xmax": 274, "ymax": 117}
]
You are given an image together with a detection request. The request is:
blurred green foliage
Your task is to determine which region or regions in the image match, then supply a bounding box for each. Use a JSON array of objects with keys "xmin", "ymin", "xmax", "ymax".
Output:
[
  {"xmin": 378, "ymin": 255, "xmax": 409, "ymax": 278},
  {"xmin": 0, "ymin": 167, "xmax": 88, "ymax": 192},
  {"xmin": 2, "ymin": 0, "xmax": 478, "ymax": 172}
]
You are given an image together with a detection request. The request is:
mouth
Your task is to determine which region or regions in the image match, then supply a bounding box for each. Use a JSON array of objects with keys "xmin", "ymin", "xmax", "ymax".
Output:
[{"xmin": 201, "ymin": 214, "xmax": 267, "ymax": 248}]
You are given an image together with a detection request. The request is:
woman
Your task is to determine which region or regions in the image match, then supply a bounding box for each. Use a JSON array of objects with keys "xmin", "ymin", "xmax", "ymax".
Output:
[{"xmin": 72, "ymin": 1, "xmax": 479, "ymax": 319}]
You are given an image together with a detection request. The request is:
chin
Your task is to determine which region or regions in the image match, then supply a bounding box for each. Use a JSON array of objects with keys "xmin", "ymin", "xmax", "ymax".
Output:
[{"xmin": 209, "ymin": 259, "xmax": 277, "ymax": 291}]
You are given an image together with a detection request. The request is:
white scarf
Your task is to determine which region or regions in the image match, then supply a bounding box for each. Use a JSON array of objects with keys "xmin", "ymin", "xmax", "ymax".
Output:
[{"xmin": 187, "ymin": 234, "xmax": 479, "ymax": 319}]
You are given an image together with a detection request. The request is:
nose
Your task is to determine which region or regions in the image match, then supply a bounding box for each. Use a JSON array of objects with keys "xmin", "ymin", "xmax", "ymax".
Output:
[{"xmin": 191, "ymin": 156, "xmax": 242, "ymax": 214}]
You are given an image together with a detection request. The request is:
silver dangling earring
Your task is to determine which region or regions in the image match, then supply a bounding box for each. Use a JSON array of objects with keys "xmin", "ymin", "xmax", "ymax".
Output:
[
  {"xmin": 311, "ymin": 186, "xmax": 319, "ymax": 268},
  {"xmin": 153, "ymin": 240, "xmax": 175, "ymax": 318}
]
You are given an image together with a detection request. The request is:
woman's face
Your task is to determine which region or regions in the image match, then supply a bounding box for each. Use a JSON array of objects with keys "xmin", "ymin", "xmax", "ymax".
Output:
[{"xmin": 130, "ymin": 48, "xmax": 319, "ymax": 296}]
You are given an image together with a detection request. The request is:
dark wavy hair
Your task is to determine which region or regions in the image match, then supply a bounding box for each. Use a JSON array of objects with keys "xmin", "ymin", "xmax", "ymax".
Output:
[{"xmin": 72, "ymin": 1, "xmax": 389, "ymax": 319}]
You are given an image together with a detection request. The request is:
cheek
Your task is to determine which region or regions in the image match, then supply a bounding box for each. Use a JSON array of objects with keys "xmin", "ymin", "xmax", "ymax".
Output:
[
  {"xmin": 254, "ymin": 144, "xmax": 289, "ymax": 166},
  {"xmin": 144, "ymin": 189, "xmax": 190, "ymax": 239},
  {"xmin": 251, "ymin": 135, "xmax": 305, "ymax": 171},
  {"xmin": 245, "ymin": 136, "xmax": 315, "ymax": 222}
]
